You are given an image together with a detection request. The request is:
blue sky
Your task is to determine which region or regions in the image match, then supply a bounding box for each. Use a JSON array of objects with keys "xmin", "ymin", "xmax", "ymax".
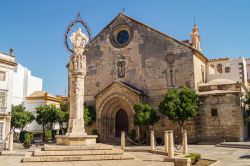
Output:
[{"xmin": 0, "ymin": 0, "xmax": 249, "ymax": 95}]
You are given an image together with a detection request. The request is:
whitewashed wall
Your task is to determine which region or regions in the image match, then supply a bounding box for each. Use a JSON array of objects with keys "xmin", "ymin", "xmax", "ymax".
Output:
[
  {"xmin": 12, "ymin": 64, "xmax": 42, "ymax": 106},
  {"xmin": 206, "ymin": 57, "xmax": 248, "ymax": 85}
]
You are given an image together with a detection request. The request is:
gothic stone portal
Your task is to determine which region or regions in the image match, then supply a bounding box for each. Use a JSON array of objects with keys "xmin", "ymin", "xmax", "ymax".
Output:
[{"xmin": 95, "ymin": 81, "xmax": 141, "ymax": 142}]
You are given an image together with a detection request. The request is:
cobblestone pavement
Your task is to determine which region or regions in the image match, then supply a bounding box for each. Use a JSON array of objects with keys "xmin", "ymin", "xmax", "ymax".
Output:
[{"xmin": 1, "ymin": 143, "xmax": 250, "ymax": 166}]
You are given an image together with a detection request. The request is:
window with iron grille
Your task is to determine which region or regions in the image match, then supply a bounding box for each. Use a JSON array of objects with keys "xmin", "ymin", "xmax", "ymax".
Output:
[
  {"xmin": 0, "ymin": 123, "xmax": 3, "ymax": 141},
  {"xmin": 0, "ymin": 90, "xmax": 7, "ymax": 110},
  {"xmin": 225, "ymin": 67, "xmax": 231, "ymax": 73}
]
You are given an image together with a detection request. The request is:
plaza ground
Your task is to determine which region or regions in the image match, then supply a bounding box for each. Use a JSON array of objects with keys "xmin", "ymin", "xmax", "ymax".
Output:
[{"xmin": 1, "ymin": 143, "xmax": 250, "ymax": 166}]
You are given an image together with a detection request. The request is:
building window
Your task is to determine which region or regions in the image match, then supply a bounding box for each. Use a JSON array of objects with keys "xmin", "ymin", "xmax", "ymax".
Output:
[
  {"xmin": 110, "ymin": 24, "xmax": 133, "ymax": 48},
  {"xmin": 209, "ymin": 65, "xmax": 215, "ymax": 74},
  {"xmin": 0, "ymin": 71, "xmax": 5, "ymax": 81},
  {"xmin": 0, "ymin": 123, "xmax": 3, "ymax": 140},
  {"xmin": 117, "ymin": 30, "xmax": 129, "ymax": 45},
  {"xmin": 217, "ymin": 64, "xmax": 223, "ymax": 73},
  {"xmin": 211, "ymin": 108, "xmax": 218, "ymax": 117},
  {"xmin": 225, "ymin": 67, "xmax": 231, "ymax": 73},
  {"xmin": 201, "ymin": 65, "xmax": 205, "ymax": 83},
  {"xmin": 0, "ymin": 91, "xmax": 7, "ymax": 110}
]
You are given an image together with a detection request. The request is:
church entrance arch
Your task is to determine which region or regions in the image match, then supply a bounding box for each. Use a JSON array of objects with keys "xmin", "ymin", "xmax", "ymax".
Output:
[
  {"xmin": 95, "ymin": 81, "xmax": 141, "ymax": 142},
  {"xmin": 115, "ymin": 109, "xmax": 128, "ymax": 137},
  {"xmin": 99, "ymin": 96, "xmax": 133, "ymax": 141}
]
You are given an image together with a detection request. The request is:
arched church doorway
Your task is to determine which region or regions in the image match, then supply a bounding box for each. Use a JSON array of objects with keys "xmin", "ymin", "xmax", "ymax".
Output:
[{"xmin": 115, "ymin": 109, "xmax": 128, "ymax": 137}]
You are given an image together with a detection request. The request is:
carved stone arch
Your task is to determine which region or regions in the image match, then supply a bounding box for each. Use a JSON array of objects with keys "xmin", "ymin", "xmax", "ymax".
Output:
[
  {"xmin": 95, "ymin": 81, "xmax": 141, "ymax": 142},
  {"xmin": 98, "ymin": 94, "xmax": 135, "ymax": 140}
]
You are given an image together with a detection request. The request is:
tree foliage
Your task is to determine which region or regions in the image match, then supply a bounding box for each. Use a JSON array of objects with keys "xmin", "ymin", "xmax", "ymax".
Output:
[
  {"xmin": 84, "ymin": 105, "xmax": 96, "ymax": 126},
  {"xmin": 35, "ymin": 105, "xmax": 60, "ymax": 127},
  {"xmin": 60, "ymin": 100, "xmax": 69, "ymax": 113},
  {"xmin": 11, "ymin": 105, "xmax": 35, "ymax": 131},
  {"xmin": 36, "ymin": 104, "xmax": 64, "ymax": 140},
  {"xmin": 159, "ymin": 87, "xmax": 199, "ymax": 130},
  {"xmin": 133, "ymin": 103, "xmax": 159, "ymax": 127},
  {"xmin": 244, "ymin": 92, "xmax": 250, "ymax": 115}
]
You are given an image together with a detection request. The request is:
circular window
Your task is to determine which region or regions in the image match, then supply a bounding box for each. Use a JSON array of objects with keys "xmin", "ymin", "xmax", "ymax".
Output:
[
  {"xmin": 117, "ymin": 30, "xmax": 129, "ymax": 44},
  {"xmin": 110, "ymin": 24, "xmax": 133, "ymax": 48}
]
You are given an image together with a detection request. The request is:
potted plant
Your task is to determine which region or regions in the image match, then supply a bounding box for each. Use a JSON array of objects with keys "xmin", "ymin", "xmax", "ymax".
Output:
[{"xmin": 23, "ymin": 132, "xmax": 33, "ymax": 149}]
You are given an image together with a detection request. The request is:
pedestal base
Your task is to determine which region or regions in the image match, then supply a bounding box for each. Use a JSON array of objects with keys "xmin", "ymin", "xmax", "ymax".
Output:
[{"xmin": 56, "ymin": 135, "xmax": 98, "ymax": 146}]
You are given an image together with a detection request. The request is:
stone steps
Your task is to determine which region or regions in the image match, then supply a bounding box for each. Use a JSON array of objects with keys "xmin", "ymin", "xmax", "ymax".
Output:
[
  {"xmin": 34, "ymin": 149, "xmax": 124, "ymax": 156},
  {"xmin": 22, "ymin": 152, "xmax": 134, "ymax": 162},
  {"xmin": 22, "ymin": 143, "xmax": 134, "ymax": 162},
  {"xmin": 43, "ymin": 143, "xmax": 113, "ymax": 151}
]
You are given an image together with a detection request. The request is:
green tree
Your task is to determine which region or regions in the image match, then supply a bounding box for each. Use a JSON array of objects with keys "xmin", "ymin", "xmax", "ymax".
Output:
[
  {"xmin": 60, "ymin": 100, "xmax": 69, "ymax": 112},
  {"xmin": 133, "ymin": 102, "xmax": 159, "ymax": 142},
  {"xmin": 159, "ymin": 87, "xmax": 199, "ymax": 131},
  {"xmin": 84, "ymin": 105, "xmax": 96, "ymax": 126},
  {"xmin": 11, "ymin": 105, "xmax": 35, "ymax": 133},
  {"xmin": 35, "ymin": 104, "xmax": 61, "ymax": 141}
]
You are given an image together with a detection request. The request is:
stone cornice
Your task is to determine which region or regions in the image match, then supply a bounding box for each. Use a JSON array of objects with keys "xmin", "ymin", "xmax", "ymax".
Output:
[
  {"xmin": 26, "ymin": 95, "xmax": 61, "ymax": 102},
  {"xmin": 0, "ymin": 59, "xmax": 17, "ymax": 67}
]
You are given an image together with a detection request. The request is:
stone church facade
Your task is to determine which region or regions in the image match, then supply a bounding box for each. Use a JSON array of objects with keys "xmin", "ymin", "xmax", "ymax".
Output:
[{"xmin": 84, "ymin": 13, "xmax": 248, "ymax": 143}]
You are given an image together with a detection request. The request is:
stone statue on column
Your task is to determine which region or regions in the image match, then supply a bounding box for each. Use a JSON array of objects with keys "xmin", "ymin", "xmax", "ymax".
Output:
[
  {"xmin": 66, "ymin": 28, "xmax": 88, "ymax": 137},
  {"xmin": 56, "ymin": 27, "xmax": 97, "ymax": 145}
]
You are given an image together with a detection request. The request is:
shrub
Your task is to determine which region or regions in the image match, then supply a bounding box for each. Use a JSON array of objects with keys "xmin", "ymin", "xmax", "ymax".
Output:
[
  {"xmin": 45, "ymin": 130, "xmax": 52, "ymax": 143},
  {"xmin": 23, "ymin": 132, "xmax": 33, "ymax": 149},
  {"xmin": 186, "ymin": 153, "xmax": 201, "ymax": 164}
]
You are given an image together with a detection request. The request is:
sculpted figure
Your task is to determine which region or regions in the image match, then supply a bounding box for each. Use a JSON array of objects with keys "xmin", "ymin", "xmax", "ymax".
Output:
[{"xmin": 70, "ymin": 28, "xmax": 89, "ymax": 54}]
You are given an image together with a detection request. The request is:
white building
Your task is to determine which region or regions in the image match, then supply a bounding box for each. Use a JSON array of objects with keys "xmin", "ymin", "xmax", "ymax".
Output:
[
  {"xmin": 12, "ymin": 63, "xmax": 42, "ymax": 105},
  {"xmin": 206, "ymin": 57, "xmax": 248, "ymax": 86},
  {"xmin": 25, "ymin": 91, "xmax": 62, "ymax": 132},
  {"xmin": 0, "ymin": 49, "xmax": 43, "ymax": 142},
  {"xmin": 0, "ymin": 49, "xmax": 17, "ymax": 142}
]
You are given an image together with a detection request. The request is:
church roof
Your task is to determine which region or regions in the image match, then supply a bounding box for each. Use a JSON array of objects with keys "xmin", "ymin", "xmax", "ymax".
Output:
[{"xmin": 87, "ymin": 13, "xmax": 208, "ymax": 62}]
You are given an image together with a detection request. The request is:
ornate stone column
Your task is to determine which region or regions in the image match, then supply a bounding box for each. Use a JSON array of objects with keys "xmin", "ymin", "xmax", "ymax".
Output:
[{"xmin": 56, "ymin": 28, "xmax": 97, "ymax": 145}]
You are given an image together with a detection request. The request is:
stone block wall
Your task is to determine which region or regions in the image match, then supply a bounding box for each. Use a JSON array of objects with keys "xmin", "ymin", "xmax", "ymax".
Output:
[
  {"xmin": 197, "ymin": 93, "xmax": 244, "ymax": 142},
  {"xmin": 85, "ymin": 14, "xmax": 196, "ymax": 108}
]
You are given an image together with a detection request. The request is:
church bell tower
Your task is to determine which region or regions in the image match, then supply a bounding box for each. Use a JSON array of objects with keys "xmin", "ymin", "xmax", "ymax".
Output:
[{"xmin": 190, "ymin": 24, "xmax": 201, "ymax": 51}]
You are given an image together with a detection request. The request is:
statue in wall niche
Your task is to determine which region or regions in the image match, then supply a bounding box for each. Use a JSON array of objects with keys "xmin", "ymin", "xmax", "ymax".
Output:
[{"xmin": 117, "ymin": 60, "xmax": 126, "ymax": 78}]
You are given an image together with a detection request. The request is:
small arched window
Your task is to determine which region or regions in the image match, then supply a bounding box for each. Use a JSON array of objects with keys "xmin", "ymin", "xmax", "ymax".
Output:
[
  {"xmin": 217, "ymin": 64, "xmax": 223, "ymax": 73},
  {"xmin": 209, "ymin": 65, "xmax": 215, "ymax": 74}
]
